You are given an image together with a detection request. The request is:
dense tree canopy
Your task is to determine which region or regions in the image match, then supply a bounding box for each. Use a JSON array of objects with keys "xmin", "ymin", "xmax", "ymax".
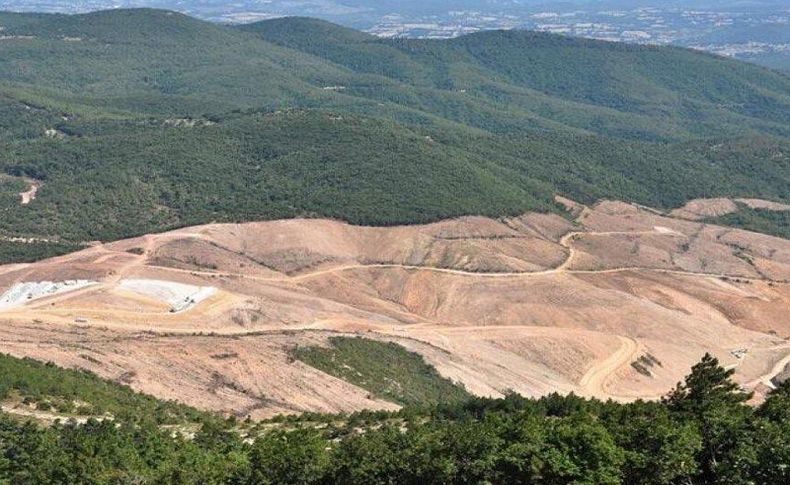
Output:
[
  {"xmin": 0, "ymin": 351, "xmax": 788, "ymax": 483},
  {"xmin": 0, "ymin": 9, "xmax": 787, "ymax": 264}
]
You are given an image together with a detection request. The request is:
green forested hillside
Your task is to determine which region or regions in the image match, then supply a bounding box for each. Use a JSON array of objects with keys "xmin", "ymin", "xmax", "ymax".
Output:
[
  {"xmin": 0, "ymin": 353, "xmax": 207, "ymax": 424},
  {"xmin": 241, "ymin": 17, "xmax": 790, "ymax": 139},
  {"xmin": 1, "ymin": 350, "xmax": 789, "ymax": 484},
  {"xmin": 0, "ymin": 8, "xmax": 788, "ymax": 254},
  {"xmin": 707, "ymin": 203, "xmax": 790, "ymax": 239},
  {"xmin": 293, "ymin": 337, "xmax": 471, "ymax": 407}
]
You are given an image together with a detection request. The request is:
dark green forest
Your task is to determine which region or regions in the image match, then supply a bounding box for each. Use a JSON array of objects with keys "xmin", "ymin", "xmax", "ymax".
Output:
[
  {"xmin": 293, "ymin": 337, "xmax": 471, "ymax": 407},
  {"xmin": 0, "ymin": 8, "xmax": 787, "ymax": 260},
  {"xmin": 0, "ymin": 349, "xmax": 788, "ymax": 484},
  {"xmin": 707, "ymin": 203, "xmax": 790, "ymax": 239}
]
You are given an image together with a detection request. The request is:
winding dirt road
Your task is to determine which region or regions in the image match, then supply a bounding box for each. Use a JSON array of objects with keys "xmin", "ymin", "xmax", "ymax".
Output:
[
  {"xmin": 579, "ymin": 336, "xmax": 640, "ymax": 396},
  {"xmin": 746, "ymin": 346, "xmax": 790, "ymax": 389},
  {"xmin": 133, "ymin": 225, "xmax": 780, "ymax": 285}
]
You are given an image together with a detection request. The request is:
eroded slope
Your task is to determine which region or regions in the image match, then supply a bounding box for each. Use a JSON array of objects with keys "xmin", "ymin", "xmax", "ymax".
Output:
[{"xmin": 0, "ymin": 198, "xmax": 788, "ymax": 418}]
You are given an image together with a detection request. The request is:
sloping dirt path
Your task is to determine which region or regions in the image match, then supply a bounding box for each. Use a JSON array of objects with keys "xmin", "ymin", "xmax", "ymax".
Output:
[
  {"xmin": 1, "ymin": 403, "xmax": 109, "ymax": 424},
  {"xmin": 143, "ymin": 254, "xmax": 780, "ymax": 284},
  {"xmin": 578, "ymin": 336, "xmax": 640, "ymax": 396},
  {"xmin": 746, "ymin": 346, "xmax": 790, "ymax": 389}
]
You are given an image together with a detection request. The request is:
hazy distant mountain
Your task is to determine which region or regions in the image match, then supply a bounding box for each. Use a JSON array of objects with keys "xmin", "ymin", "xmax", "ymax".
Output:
[{"xmin": 2, "ymin": 0, "xmax": 787, "ymax": 72}]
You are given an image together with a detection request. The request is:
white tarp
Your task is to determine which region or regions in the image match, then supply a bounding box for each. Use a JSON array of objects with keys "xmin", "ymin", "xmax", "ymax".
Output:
[
  {"xmin": 0, "ymin": 280, "xmax": 97, "ymax": 310},
  {"xmin": 117, "ymin": 279, "xmax": 217, "ymax": 313}
]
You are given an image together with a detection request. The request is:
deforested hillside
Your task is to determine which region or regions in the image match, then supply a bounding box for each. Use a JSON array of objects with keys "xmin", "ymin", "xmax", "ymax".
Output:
[{"xmin": 0, "ymin": 8, "xmax": 788, "ymax": 258}]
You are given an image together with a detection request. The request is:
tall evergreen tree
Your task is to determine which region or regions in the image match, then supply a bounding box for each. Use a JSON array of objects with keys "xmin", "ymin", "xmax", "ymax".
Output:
[{"xmin": 665, "ymin": 353, "xmax": 753, "ymax": 483}]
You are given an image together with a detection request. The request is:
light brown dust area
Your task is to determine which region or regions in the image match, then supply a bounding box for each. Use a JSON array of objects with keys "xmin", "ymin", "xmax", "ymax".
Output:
[{"xmin": 0, "ymin": 198, "xmax": 789, "ymax": 417}]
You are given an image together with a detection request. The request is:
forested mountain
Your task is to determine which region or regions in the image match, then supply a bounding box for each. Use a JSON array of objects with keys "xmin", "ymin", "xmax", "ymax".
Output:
[
  {"xmin": 0, "ymin": 8, "xmax": 788, "ymax": 257},
  {"xmin": 241, "ymin": 17, "xmax": 790, "ymax": 139}
]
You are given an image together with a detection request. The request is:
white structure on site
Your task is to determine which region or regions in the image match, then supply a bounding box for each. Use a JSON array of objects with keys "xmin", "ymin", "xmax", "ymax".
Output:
[
  {"xmin": 0, "ymin": 280, "xmax": 97, "ymax": 310},
  {"xmin": 117, "ymin": 279, "xmax": 217, "ymax": 313}
]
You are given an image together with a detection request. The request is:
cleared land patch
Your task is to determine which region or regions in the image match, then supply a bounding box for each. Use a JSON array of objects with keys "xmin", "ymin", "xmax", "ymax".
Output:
[
  {"xmin": 671, "ymin": 198, "xmax": 790, "ymax": 239},
  {"xmin": 18, "ymin": 179, "xmax": 38, "ymax": 205},
  {"xmin": 0, "ymin": 199, "xmax": 787, "ymax": 417}
]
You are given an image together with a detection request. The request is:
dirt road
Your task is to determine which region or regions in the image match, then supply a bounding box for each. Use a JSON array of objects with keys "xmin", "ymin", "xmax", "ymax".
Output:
[
  {"xmin": 746, "ymin": 347, "xmax": 790, "ymax": 389},
  {"xmin": 579, "ymin": 336, "xmax": 640, "ymax": 396}
]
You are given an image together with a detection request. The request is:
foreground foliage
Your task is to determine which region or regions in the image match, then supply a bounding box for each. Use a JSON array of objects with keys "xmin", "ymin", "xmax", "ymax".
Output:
[{"xmin": 0, "ymin": 352, "xmax": 788, "ymax": 483}]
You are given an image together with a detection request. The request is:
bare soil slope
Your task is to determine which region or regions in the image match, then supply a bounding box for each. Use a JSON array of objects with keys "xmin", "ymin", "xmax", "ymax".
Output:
[
  {"xmin": 670, "ymin": 197, "xmax": 790, "ymax": 220},
  {"xmin": 0, "ymin": 198, "xmax": 788, "ymax": 418}
]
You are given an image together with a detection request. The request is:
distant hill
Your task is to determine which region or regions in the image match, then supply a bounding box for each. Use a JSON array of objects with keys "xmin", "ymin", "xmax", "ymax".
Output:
[
  {"xmin": 0, "ymin": 9, "xmax": 787, "ymax": 254},
  {"xmin": 240, "ymin": 17, "xmax": 790, "ymax": 139}
]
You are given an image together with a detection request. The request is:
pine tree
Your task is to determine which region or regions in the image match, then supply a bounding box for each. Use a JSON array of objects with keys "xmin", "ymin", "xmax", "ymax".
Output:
[
  {"xmin": 664, "ymin": 353, "xmax": 753, "ymax": 483},
  {"xmin": 665, "ymin": 353, "xmax": 752, "ymax": 414}
]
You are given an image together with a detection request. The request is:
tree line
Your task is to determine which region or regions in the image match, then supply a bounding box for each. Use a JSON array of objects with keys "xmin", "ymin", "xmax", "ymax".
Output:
[{"xmin": 1, "ymin": 353, "xmax": 788, "ymax": 483}]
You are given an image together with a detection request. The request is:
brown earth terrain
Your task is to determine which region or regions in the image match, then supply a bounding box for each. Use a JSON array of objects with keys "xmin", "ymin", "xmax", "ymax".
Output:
[
  {"xmin": 0, "ymin": 197, "xmax": 789, "ymax": 419},
  {"xmin": 670, "ymin": 197, "xmax": 790, "ymax": 220}
]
